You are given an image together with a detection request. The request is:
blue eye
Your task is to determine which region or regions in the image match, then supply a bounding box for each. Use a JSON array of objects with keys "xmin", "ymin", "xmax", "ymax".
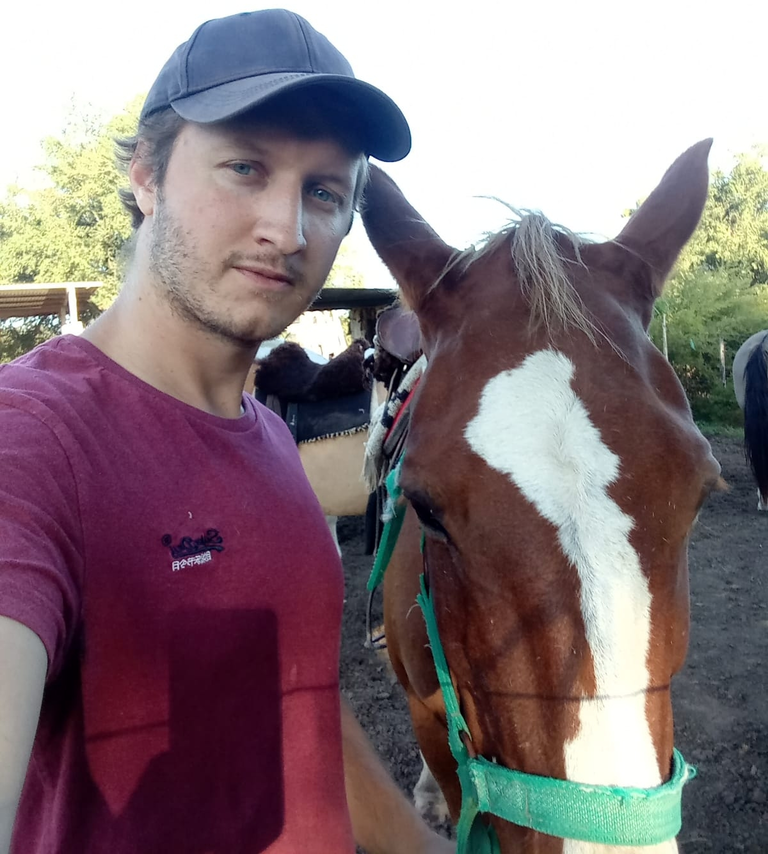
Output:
[
  {"xmin": 231, "ymin": 163, "xmax": 253, "ymax": 176},
  {"xmin": 311, "ymin": 187, "xmax": 337, "ymax": 204}
]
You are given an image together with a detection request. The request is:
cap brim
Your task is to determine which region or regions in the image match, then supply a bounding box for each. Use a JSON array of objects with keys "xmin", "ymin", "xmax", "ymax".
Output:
[{"xmin": 170, "ymin": 73, "xmax": 411, "ymax": 162}]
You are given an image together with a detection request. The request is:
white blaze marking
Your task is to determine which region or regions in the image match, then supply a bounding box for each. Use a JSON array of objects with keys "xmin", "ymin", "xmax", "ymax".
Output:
[{"xmin": 464, "ymin": 350, "xmax": 676, "ymax": 853}]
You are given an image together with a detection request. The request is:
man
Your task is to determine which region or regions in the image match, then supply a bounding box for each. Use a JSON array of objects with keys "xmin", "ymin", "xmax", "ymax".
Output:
[{"xmin": 0, "ymin": 9, "xmax": 453, "ymax": 853}]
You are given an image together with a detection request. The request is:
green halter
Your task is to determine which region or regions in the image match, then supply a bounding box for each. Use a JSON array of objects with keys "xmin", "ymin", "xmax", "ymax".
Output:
[{"xmin": 368, "ymin": 458, "xmax": 696, "ymax": 851}]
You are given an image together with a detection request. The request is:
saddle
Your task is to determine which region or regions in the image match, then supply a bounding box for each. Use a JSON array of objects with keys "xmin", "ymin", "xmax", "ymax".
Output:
[
  {"xmin": 369, "ymin": 304, "xmax": 424, "ymax": 466},
  {"xmin": 371, "ymin": 305, "xmax": 422, "ymax": 387},
  {"xmin": 254, "ymin": 339, "xmax": 373, "ymax": 444}
]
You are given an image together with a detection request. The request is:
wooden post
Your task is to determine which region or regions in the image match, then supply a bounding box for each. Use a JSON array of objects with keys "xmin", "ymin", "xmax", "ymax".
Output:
[
  {"xmin": 65, "ymin": 285, "xmax": 84, "ymax": 334},
  {"xmin": 662, "ymin": 313, "xmax": 669, "ymax": 361},
  {"xmin": 720, "ymin": 338, "xmax": 726, "ymax": 386},
  {"xmin": 67, "ymin": 285, "xmax": 78, "ymax": 324}
]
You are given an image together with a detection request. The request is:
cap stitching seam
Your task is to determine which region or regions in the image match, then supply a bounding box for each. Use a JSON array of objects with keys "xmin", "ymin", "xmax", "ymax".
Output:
[
  {"xmin": 182, "ymin": 23, "xmax": 209, "ymax": 100},
  {"xmin": 295, "ymin": 16, "xmax": 316, "ymax": 70}
]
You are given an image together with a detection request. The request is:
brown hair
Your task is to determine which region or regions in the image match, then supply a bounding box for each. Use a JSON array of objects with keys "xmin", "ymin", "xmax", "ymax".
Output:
[
  {"xmin": 115, "ymin": 108, "xmax": 185, "ymax": 229},
  {"xmin": 115, "ymin": 89, "xmax": 371, "ymax": 230}
]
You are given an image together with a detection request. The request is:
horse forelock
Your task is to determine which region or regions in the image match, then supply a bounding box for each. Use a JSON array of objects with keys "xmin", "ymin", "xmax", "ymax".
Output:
[{"xmin": 439, "ymin": 208, "xmax": 598, "ymax": 344}]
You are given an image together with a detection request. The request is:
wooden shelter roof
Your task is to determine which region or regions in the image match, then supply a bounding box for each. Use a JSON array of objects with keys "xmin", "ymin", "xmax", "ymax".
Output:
[
  {"xmin": 310, "ymin": 287, "xmax": 397, "ymax": 310},
  {"xmin": 0, "ymin": 283, "xmax": 102, "ymax": 320}
]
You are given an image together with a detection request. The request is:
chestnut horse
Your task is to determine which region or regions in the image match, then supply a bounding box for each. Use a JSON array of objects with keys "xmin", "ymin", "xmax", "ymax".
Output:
[
  {"xmin": 362, "ymin": 141, "xmax": 721, "ymax": 852},
  {"xmin": 733, "ymin": 330, "xmax": 768, "ymax": 510}
]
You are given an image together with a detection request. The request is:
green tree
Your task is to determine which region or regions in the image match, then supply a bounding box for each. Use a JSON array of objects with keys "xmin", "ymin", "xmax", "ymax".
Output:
[
  {"xmin": 0, "ymin": 97, "xmax": 141, "ymax": 311},
  {"xmin": 0, "ymin": 316, "xmax": 61, "ymax": 363},
  {"xmin": 324, "ymin": 239, "xmax": 366, "ymax": 289},
  {"xmin": 676, "ymin": 148, "xmax": 768, "ymax": 284},
  {"xmin": 651, "ymin": 269, "xmax": 768, "ymax": 424}
]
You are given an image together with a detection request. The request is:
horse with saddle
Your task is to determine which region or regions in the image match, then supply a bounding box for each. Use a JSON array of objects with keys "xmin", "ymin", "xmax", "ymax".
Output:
[{"xmin": 249, "ymin": 312, "xmax": 422, "ymax": 533}]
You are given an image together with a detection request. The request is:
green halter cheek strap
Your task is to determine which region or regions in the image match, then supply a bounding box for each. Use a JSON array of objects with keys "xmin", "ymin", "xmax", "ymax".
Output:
[
  {"xmin": 368, "ymin": 457, "xmax": 696, "ymax": 851},
  {"xmin": 367, "ymin": 463, "xmax": 407, "ymax": 593}
]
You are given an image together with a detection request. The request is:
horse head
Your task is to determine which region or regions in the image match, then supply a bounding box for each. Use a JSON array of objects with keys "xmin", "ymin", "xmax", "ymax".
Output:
[{"xmin": 362, "ymin": 141, "xmax": 722, "ymax": 852}]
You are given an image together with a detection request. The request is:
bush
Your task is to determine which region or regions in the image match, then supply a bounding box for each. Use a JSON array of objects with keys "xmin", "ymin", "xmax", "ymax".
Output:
[
  {"xmin": 0, "ymin": 316, "xmax": 60, "ymax": 364},
  {"xmin": 650, "ymin": 268, "xmax": 768, "ymax": 426}
]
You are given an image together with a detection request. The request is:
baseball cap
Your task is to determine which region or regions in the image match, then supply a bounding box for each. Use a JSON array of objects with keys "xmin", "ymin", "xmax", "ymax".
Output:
[{"xmin": 141, "ymin": 8, "xmax": 411, "ymax": 162}]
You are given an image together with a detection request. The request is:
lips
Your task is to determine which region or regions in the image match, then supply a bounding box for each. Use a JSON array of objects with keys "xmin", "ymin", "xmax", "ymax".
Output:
[{"xmin": 233, "ymin": 266, "xmax": 294, "ymax": 291}]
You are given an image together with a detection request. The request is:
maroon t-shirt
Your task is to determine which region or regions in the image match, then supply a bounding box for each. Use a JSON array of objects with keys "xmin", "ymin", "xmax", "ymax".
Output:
[{"xmin": 0, "ymin": 336, "xmax": 355, "ymax": 854}]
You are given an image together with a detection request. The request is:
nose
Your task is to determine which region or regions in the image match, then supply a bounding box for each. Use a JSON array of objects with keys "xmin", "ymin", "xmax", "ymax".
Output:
[{"xmin": 252, "ymin": 182, "xmax": 307, "ymax": 256}]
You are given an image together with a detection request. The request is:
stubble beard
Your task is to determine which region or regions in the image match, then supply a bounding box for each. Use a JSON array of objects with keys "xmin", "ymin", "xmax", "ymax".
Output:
[{"xmin": 148, "ymin": 200, "xmax": 312, "ymax": 347}]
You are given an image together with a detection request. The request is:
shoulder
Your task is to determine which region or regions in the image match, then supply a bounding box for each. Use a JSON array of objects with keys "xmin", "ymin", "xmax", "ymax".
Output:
[
  {"xmin": 1, "ymin": 333, "xmax": 112, "ymax": 431},
  {"xmin": 1, "ymin": 334, "xmax": 90, "ymax": 378},
  {"xmin": 0, "ymin": 343, "xmax": 83, "ymax": 520},
  {"xmin": 0, "ymin": 335, "xmax": 101, "ymax": 415},
  {"xmin": 0, "ymin": 339, "xmax": 108, "ymax": 496}
]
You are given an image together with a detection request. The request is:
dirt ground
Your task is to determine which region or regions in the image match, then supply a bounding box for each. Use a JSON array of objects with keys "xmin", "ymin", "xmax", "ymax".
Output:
[{"xmin": 338, "ymin": 435, "xmax": 767, "ymax": 852}]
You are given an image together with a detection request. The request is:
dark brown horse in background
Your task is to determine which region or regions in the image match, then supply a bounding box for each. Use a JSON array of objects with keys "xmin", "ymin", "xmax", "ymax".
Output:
[
  {"xmin": 733, "ymin": 330, "xmax": 768, "ymax": 510},
  {"xmin": 361, "ymin": 142, "xmax": 721, "ymax": 852}
]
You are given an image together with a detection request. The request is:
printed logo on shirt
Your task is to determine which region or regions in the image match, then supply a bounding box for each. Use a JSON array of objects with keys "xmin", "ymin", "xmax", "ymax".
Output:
[{"xmin": 161, "ymin": 528, "xmax": 224, "ymax": 572}]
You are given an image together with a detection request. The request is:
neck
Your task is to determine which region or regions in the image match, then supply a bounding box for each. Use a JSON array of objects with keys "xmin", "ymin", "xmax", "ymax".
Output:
[{"xmin": 83, "ymin": 263, "xmax": 256, "ymax": 419}]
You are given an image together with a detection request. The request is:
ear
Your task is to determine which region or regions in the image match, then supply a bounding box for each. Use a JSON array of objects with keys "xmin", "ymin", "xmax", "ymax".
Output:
[
  {"xmin": 616, "ymin": 138, "xmax": 712, "ymax": 296},
  {"xmin": 129, "ymin": 142, "xmax": 158, "ymax": 218},
  {"xmin": 362, "ymin": 165, "xmax": 456, "ymax": 313}
]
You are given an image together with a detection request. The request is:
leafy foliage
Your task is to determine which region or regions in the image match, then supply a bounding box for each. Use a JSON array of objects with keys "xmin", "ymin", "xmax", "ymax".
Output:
[
  {"xmin": 676, "ymin": 147, "xmax": 768, "ymax": 285},
  {"xmin": 651, "ymin": 271, "xmax": 768, "ymax": 425},
  {"xmin": 325, "ymin": 239, "xmax": 366, "ymax": 289},
  {"xmin": 0, "ymin": 98, "xmax": 142, "ymax": 311},
  {"xmin": 0, "ymin": 316, "xmax": 61, "ymax": 364}
]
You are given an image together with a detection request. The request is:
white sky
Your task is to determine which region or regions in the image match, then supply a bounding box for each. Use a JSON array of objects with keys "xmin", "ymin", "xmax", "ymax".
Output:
[{"xmin": 2, "ymin": 0, "xmax": 767, "ymax": 287}]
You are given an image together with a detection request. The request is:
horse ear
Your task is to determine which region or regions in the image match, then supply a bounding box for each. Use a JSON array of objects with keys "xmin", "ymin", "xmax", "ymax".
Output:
[
  {"xmin": 361, "ymin": 165, "xmax": 457, "ymax": 313},
  {"xmin": 616, "ymin": 139, "xmax": 712, "ymax": 296}
]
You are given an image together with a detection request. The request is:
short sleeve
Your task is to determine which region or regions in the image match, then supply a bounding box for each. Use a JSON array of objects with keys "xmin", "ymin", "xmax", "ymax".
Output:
[{"xmin": 0, "ymin": 401, "xmax": 83, "ymax": 679}]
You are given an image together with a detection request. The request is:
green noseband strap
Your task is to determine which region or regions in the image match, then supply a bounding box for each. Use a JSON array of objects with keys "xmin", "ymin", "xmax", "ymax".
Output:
[{"xmin": 368, "ymin": 457, "xmax": 696, "ymax": 850}]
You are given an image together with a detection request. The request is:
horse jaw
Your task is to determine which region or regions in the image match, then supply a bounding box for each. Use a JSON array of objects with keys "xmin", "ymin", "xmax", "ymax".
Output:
[{"xmin": 361, "ymin": 165, "xmax": 457, "ymax": 315}]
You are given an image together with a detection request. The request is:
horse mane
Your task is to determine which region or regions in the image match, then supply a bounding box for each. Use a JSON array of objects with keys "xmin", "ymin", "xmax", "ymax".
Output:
[{"xmin": 436, "ymin": 206, "xmax": 597, "ymax": 343}]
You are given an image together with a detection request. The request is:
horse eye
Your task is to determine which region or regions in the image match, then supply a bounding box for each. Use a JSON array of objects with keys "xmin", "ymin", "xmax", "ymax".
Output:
[{"xmin": 408, "ymin": 495, "xmax": 449, "ymax": 541}]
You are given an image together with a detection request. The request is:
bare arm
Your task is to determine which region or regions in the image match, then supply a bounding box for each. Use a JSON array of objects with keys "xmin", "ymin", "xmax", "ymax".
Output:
[
  {"xmin": 341, "ymin": 695, "xmax": 454, "ymax": 854},
  {"xmin": 0, "ymin": 616, "xmax": 47, "ymax": 854}
]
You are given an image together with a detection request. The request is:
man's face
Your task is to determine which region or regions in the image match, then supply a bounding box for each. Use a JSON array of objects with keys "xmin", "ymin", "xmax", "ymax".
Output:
[{"xmin": 134, "ymin": 120, "xmax": 360, "ymax": 346}]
